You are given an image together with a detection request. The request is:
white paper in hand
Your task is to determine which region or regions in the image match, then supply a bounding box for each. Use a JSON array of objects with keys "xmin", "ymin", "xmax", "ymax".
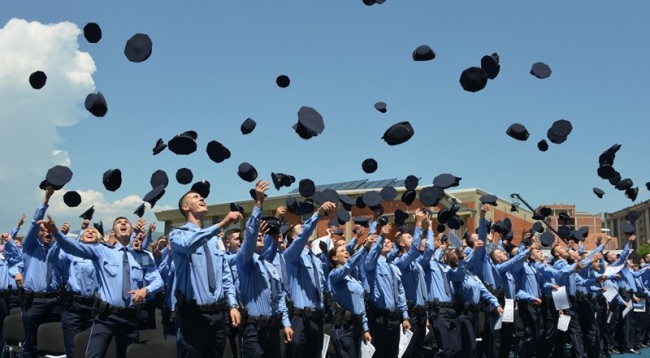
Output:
[
  {"xmin": 623, "ymin": 301, "xmax": 633, "ymax": 318},
  {"xmin": 361, "ymin": 342, "xmax": 376, "ymax": 358},
  {"xmin": 503, "ymin": 299, "xmax": 514, "ymax": 323},
  {"xmin": 557, "ymin": 314, "xmax": 571, "ymax": 332},
  {"xmin": 552, "ymin": 286, "xmax": 571, "ymax": 310},
  {"xmin": 494, "ymin": 315, "xmax": 503, "ymax": 330},
  {"xmin": 398, "ymin": 329, "xmax": 414, "ymax": 358},
  {"xmin": 603, "ymin": 284, "xmax": 617, "ymax": 303},
  {"xmin": 321, "ymin": 334, "xmax": 330, "ymax": 358}
]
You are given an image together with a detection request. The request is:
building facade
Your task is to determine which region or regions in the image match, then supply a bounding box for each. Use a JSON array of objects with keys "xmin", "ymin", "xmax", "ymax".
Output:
[{"xmin": 605, "ymin": 199, "xmax": 650, "ymax": 251}]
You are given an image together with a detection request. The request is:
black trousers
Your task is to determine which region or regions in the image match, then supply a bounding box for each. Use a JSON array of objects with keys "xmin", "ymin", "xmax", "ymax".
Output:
[
  {"xmin": 403, "ymin": 309, "xmax": 427, "ymax": 358},
  {"xmin": 332, "ymin": 323, "xmax": 363, "ymax": 358},
  {"xmin": 21, "ymin": 296, "xmax": 61, "ymax": 358},
  {"xmin": 576, "ymin": 299, "xmax": 599, "ymax": 358},
  {"xmin": 369, "ymin": 314, "xmax": 401, "ymax": 358},
  {"xmin": 161, "ymin": 307, "xmax": 178, "ymax": 340},
  {"xmin": 285, "ymin": 314, "xmax": 324, "ymax": 358},
  {"xmin": 458, "ymin": 308, "xmax": 479, "ymax": 358},
  {"xmin": 0, "ymin": 296, "xmax": 9, "ymax": 353},
  {"xmin": 240, "ymin": 321, "xmax": 281, "ymax": 358},
  {"xmin": 538, "ymin": 297, "xmax": 558, "ymax": 358},
  {"xmin": 606, "ymin": 300, "xmax": 620, "ymax": 351},
  {"xmin": 84, "ymin": 312, "xmax": 139, "ymax": 358},
  {"xmin": 61, "ymin": 301, "xmax": 95, "ymax": 358},
  {"xmin": 429, "ymin": 306, "xmax": 461, "ymax": 358},
  {"xmin": 552, "ymin": 305, "xmax": 585, "ymax": 358},
  {"xmin": 518, "ymin": 301, "xmax": 541, "ymax": 358},
  {"xmin": 593, "ymin": 299, "xmax": 610, "ymax": 353},
  {"xmin": 177, "ymin": 309, "xmax": 228, "ymax": 358},
  {"xmin": 482, "ymin": 305, "xmax": 501, "ymax": 358},
  {"xmin": 617, "ymin": 298, "xmax": 634, "ymax": 350},
  {"xmin": 498, "ymin": 321, "xmax": 514, "ymax": 358}
]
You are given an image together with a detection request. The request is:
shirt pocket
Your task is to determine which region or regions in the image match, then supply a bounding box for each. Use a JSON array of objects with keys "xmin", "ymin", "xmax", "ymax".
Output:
[
  {"xmin": 72, "ymin": 260, "xmax": 95, "ymax": 287},
  {"xmin": 103, "ymin": 261, "xmax": 119, "ymax": 277},
  {"xmin": 131, "ymin": 265, "xmax": 145, "ymax": 282},
  {"xmin": 191, "ymin": 251, "xmax": 204, "ymax": 268}
]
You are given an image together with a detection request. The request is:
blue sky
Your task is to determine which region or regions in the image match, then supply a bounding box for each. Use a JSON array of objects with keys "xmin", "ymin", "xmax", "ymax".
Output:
[{"xmin": 1, "ymin": 1, "xmax": 649, "ymax": 233}]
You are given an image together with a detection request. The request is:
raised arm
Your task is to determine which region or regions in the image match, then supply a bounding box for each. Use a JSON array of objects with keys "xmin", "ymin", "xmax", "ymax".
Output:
[
  {"xmin": 40, "ymin": 216, "xmax": 100, "ymax": 260},
  {"xmin": 237, "ymin": 180, "xmax": 267, "ymax": 268},
  {"xmin": 330, "ymin": 241, "xmax": 373, "ymax": 284},
  {"xmin": 23, "ymin": 187, "xmax": 54, "ymax": 252},
  {"xmin": 283, "ymin": 202, "xmax": 334, "ymax": 263}
]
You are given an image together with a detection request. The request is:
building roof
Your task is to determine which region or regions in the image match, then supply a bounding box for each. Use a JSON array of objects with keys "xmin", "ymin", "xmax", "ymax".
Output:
[{"xmin": 287, "ymin": 178, "xmax": 413, "ymax": 194}]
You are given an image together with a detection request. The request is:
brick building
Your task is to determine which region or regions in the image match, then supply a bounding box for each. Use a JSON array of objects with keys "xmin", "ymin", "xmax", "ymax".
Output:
[
  {"xmin": 533, "ymin": 204, "xmax": 613, "ymax": 250},
  {"xmin": 154, "ymin": 179, "xmax": 538, "ymax": 245}
]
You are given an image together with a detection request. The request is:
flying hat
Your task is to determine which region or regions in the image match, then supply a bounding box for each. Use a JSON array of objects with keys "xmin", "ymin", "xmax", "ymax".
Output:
[
  {"xmin": 382, "ymin": 121, "xmax": 414, "ymax": 146},
  {"xmin": 29, "ymin": 71, "xmax": 47, "ymax": 89},
  {"xmin": 83, "ymin": 22, "xmax": 102, "ymax": 43},
  {"xmin": 124, "ymin": 33, "xmax": 153, "ymax": 62},
  {"xmin": 85, "ymin": 92, "xmax": 108, "ymax": 117},
  {"xmin": 412, "ymin": 45, "xmax": 435, "ymax": 61},
  {"xmin": 293, "ymin": 106, "xmax": 324, "ymax": 139},
  {"xmin": 459, "ymin": 67, "xmax": 488, "ymax": 92}
]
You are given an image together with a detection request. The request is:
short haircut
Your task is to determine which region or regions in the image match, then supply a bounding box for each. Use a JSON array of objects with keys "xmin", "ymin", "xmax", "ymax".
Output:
[
  {"xmin": 178, "ymin": 190, "xmax": 198, "ymax": 218},
  {"xmin": 113, "ymin": 216, "xmax": 128, "ymax": 224},
  {"xmin": 224, "ymin": 228, "xmax": 241, "ymax": 241}
]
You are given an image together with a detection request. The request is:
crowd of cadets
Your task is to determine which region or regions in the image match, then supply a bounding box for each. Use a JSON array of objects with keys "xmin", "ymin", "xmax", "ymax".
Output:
[{"xmin": 1, "ymin": 180, "xmax": 650, "ymax": 358}]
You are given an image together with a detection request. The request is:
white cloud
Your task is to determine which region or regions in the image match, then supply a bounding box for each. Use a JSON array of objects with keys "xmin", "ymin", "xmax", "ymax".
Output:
[
  {"xmin": 43, "ymin": 189, "xmax": 174, "ymax": 234},
  {"xmin": 0, "ymin": 18, "xmax": 95, "ymax": 229}
]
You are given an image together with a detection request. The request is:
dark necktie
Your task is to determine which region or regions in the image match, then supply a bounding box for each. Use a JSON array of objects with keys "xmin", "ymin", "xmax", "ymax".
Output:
[
  {"xmin": 45, "ymin": 246, "xmax": 52, "ymax": 287},
  {"xmin": 122, "ymin": 247, "xmax": 131, "ymax": 301},
  {"xmin": 416, "ymin": 263, "xmax": 427, "ymax": 303},
  {"xmin": 279, "ymin": 250, "xmax": 289, "ymax": 291},
  {"xmin": 389, "ymin": 264, "xmax": 400, "ymax": 307},
  {"xmin": 203, "ymin": 243, "xmax": 216, "ymax": 293},
  {"xmin": 259, "ymin": 257, "xmax": 277, "ymax": 311},
  {"xmin": 309, "ymin": 252, "xmax": 323, "ymax": 305}
]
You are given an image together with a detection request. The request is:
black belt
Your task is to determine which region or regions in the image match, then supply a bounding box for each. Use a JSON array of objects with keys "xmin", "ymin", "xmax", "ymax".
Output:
[
  {"xmin": 0, "ymin": 290, "xmax": 15, "ymax": 298},
  {"xmin": 290, "ymin": 307, "xmax": 325, "ymax": 320},
  {"xmin": 333, "ymin": 309, "xmax": 362, "ymax": 326},
  {"xmin": 428, "ymin": 299, "xmax": 455, "ymax": 309},
  {"xmin": 98, "ymin": 301, "xmax": 142, "ymax": 317},
  {"xmin": 61, "ymin": 293, "xmax": 96, "ymax": 306},
  {"xmin": 369, "ymin": 307, "xmax": 401, "ymax": 320},
  {"xmin": 24, "ymin": 290, "xmax": 58, "ymax": 299},
  {"xmin": 247, "ymin": 315, "xmax": 280, "ymax": 328},
  {"xmin": 182, "ymin": 300, "xmax": 228, "ymax": 314},
  {"xmin": 407, "ymin": 302, "xmax": 427, "ymax": 315},
  {"xmin": 486, "ymin": 285, "xmax": 505, "ymax": 299}
]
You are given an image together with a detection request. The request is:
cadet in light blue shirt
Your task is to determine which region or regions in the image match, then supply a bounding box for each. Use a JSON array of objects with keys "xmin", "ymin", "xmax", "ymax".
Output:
[
  {"xmin": 392, "ymin": 209, "xmax": 433, "ymax": 358},
  {"xmin": 328, "ymin": 234, "xmax": 376, "ymax": 358},
  {"xmin": 48, "ymin": 220, "xmax": 101, "ymax": 358},
  {"xmin": 364, "ymin": 222, "xmax": 411, "ymax": 358},
  {"xmin": 170, "ymin": 188, "xmax": 242, "ymax": 358},
  {"xmin": 45, "ymin": 214, "xmax": 163, "ymax": 358},
  {"xmin": 283, "ymin": 199, "xmax": 333, "ymax": 358},
  {"xmin": 19, "ymin": 187, "xmax": 61, "ymax": 358},
  {"xmin": 236, "ymin": 181, "xmax": 293, "ymax": 357}
]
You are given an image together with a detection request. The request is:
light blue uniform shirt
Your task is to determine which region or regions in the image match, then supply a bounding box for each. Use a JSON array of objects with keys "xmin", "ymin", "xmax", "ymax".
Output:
[
  {"xmin": 393, "ymin": 227, "xmax": 434, "ymax": 306},
  {"xmin": 54, "ymin": 232, "xmax": 163, "ymax": 307},
  {"xmin": 22, "ymin": 204, "xmax": 56, "ymax": 292},
  {"xmin": 49, "ymin": 243, "xmax": 98, "ymax": 296},
  {"xmin": 283, "ymin": 212, "xmax": 323, "ymax": 310},
  {"xmin": 156, "ymin": 247, "xmax": 176, "ymax": 310},
  {"xmin": 515, "ymin": 261, "xmax": 541, "ymax": 302},
  {"xmin": 329, "ymin": 246, "xmax": 370, "ymax": 332},
  {"xmin": 236, "ymin": 206, "xmax": 290, "ymax": 328},
  {"xmin": 169, "ymin": 222, "xmax": 237, "ymax": 307},
  {"xmin": 0, "ymin": 251, "xmax": 22, "ymax": 291},
  {"xmin": 458, "ymin": 271, "xmax": 499, "ymax": 309},
  {"xmin": 363, "ymin": 234, "xmax": 408, "ymax": 319}
]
